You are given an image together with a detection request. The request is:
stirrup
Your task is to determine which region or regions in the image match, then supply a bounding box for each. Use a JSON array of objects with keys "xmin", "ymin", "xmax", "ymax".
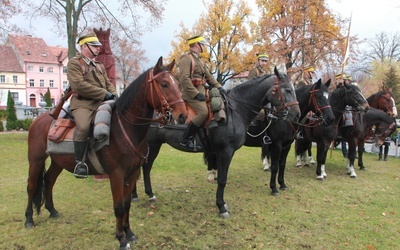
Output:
[
  {"xmin": 263, "ymin": 135, "xmax": 272, "ymax": 145},
  {"xmin": 73, "ymin": 162, "xmax": 88, "ymax": 179},
  {"xmin": 296, "ymin": 132, "xmax": 303, "ymax": 139}
]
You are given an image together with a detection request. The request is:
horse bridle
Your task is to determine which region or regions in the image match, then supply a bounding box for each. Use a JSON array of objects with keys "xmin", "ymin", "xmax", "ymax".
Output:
[
  {"xmin": 375, "ymin": 122, "xmax": 396, "ymax": 142},
  {"xmin": 307, "ymin": 86, "xmax": 331, "ymax": 124},
  {"xmin": 268, "ymin": 77, "xmax": 299, "ymax": 120}
]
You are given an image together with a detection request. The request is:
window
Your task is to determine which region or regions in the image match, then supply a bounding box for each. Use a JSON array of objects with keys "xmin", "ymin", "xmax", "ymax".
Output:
[
  {"xmin": 13, "ymin": 75, "xmax": 18, "ymax": 84},
  {"xmin": 29, "ymin": 79, "xmax": 34, "ymax": 87},
  {"xmin": 49, "ymin": 80, "xmax": 54, "ymax": 88},
  {"xmin": 63, "ymin": 66, "xmax": 67, "ymax": 74},
  {"xmin": 63, "ymin": 81, "xmax": 68, "ymax": 90},
  {"xmin": 47, "ymin": 67, "xmax": 53, "ymax": 73},
  {"xmin": 39, "ymin": 67, "xmax": 44, "ymax": 72},
  {"xmin": 40, "ymin": 79, "xmax": 44, "ymax": 87},
  {"xmin": 0, "ymin": 75, "xmax": 4, "ymax": 83},
  {"xmin": 11, "ymin": 92, "xmax": 19, "ymax": 102},
  {"xmin": 28, "ymin": 65, "xmax": 34, "ymax": 71}
]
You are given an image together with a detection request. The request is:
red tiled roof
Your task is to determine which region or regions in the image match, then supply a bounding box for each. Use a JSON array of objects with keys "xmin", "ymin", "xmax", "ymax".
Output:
[
  {"xmin": 48, "ymin": 46, "xmax": 69, "ymax": 63},
  {"xmin": 7, "ymin": 34, "xmax": 59, "ymax": 64},
  {"xmin": 0, "ymin": 45, "xmax": 24, "ymax": 72}
]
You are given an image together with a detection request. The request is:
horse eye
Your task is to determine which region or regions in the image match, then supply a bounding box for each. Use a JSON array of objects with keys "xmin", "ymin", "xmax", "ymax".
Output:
[{"xmin": 161, "ymin": 82, "xmax": 168, "ymax": 88}]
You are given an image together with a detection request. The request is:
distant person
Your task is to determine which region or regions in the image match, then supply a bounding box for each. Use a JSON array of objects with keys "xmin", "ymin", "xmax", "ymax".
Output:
[
  {"xmin": 248, "ymin": 53, "xmax": 270, "ymax": 80},
  {"xmin": 378, "ymin": 137, "xmax": 391, "ymax": 161},
  {"xmin": 177, "ymin": 34, "xmax": 223, "ymax": 150},
  {"xmin": 296, "ymin": 66, "xmax": 315, "ymax": 88}
]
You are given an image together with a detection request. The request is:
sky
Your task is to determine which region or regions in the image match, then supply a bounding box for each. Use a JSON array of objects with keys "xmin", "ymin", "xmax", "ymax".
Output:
[{"xmin": 11, "ymin": 0, "xmax": 400, "ymax": 69}]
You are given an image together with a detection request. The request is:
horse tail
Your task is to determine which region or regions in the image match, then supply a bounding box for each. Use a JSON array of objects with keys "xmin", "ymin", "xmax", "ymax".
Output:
[{"xmin": 32, "ymin": 167, "xmax": 46, "ymax": 215}]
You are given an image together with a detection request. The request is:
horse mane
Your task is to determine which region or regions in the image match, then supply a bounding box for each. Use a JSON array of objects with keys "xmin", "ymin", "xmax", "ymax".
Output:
[{"xmin": 115, "ymin": 68, "xmax": 151, "ymax": 114}]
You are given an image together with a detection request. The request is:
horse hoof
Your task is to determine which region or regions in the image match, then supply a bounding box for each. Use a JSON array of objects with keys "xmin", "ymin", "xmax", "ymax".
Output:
[
  {"xmin": 25, "ymin": 222, "xmax": 34, "ymax": 229},
  {"xmin": 119, "ymin": 242, "xmax": 131, "ymax": 250},
  {"xmin": 263, "ymin": 166, "xmax": 270, "ymax": 172},
  {"xmin": 131, "ymin": 197, "xmax": 139, "ymax": 202},
  {"xmin": 148, "ymin": 196, "xmax": 157, "ymax": 202},
  {"xmin": 127, "ymin": 235, "xmax": 138, "ymax": 243},
  {"xmin": 219, "ymin": 212, "xmax": 230, "ymax": 219},
  {"xmin": 279, "ymin": 186, "xmax": 288, "ymax": 191},
  {"xmin": 316, "ymin": 176, "xmax": 324, "ymax": 181},
  {"xmin": 350, "ymin": 175, "xmax": 357, "ymax": 178},
  {"xmin": 296, "ymin": 164, "xmax": 302, "ymax": 168},
  {"xmin": 49, "ymin": 211, "xmax": 60, "ymax": 218},
  {"xmin": 271, "ymin": 192, "xmax": 280, "ymax": 196},
  {"xmin": 359, "ymin": 167, "xmax": 366, "ymax": 171}
]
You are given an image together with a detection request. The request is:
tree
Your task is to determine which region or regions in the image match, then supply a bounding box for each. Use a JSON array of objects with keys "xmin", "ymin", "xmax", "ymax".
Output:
[
  {"xmin": 6, "ymin": 90, "xmax": 18, "ymax": 131},
  {"xmin": 23, "ymin": 0, "xmax": 167, "ymax": 59},
  {"xmin": 169, "ymin": 0, "xmax": 253, "ymax": 85},
  {"xmin": 384, "ymin": 66, "xmax": 400, "ymax": 104},
  {"xmin": 0, "ymin": 1, "xmax": 23, "ymax": 42},
  {"xmin": 255, "ymin": 0, "xmax": 350, "ymax": 81},
  {"xmin": 44, "ymin": 88, "xmax": 52, "ymax": 107}
]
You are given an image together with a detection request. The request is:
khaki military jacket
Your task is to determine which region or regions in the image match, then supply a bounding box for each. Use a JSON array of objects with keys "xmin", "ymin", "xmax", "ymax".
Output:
[
  {"xmin": 248, "ymin": 65, "xmax": 267, "ymax": 80},
  {"xmin": 178, "ymin": 51, "xmax": 221, "ymax": 101},
  {"xmin": 67, "ymin": 55, "xmax": 117, "ymax": 111}
]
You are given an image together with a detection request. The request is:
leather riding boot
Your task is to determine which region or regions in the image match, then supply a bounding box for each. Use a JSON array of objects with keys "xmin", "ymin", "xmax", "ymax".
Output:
[
  {"xmin": 180, "ymin": 122, "xmax": 201, "ymax": 151},
  {"xmin": 73, "ymin": 140, "xmax": 89, "ymax": 178},
  {"xmin": 378, "ymin": 154, "xmax": 382, "ymax": 161},
  {"xmin": 384, "ymin": 154, "xmax": 388, "ymax": 161}
]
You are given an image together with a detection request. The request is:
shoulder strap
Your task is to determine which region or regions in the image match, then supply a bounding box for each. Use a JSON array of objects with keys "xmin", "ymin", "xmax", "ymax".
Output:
[{"xmin": 188, "ymin": 53, "xmax": 196, "ymax": 79}]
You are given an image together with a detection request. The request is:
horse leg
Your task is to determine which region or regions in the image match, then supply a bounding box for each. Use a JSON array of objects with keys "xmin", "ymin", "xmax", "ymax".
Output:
[
  {"xmin": 308, "ymin": 144, "xmax": 315, "ymax": 164},
  {"xmin": 123, "ymin": 171, "xmax": 140, "ymax": 244},
  {"xmin": 278, "ymin": 145, "xmax": 291, "ymax": 190},
  {"xmin": 346, "ymin": 142, "xmax": 357, "ymax": 178},
  {"xmin": 262, "ymin": 144, "xmax": 270, "ymax": 171},
  {"xmin": 25, "ymin": 161, "xmax": 46, "ymax": 229},
  {"xmin": 109, "ymin": 172, "xmax": 131, "ymax": 249},
  {"xmin": 269, "ymin": 144, "xmax": 281, "ymax": 196},
  {"xmin": 214, "ymin": 150, "xmax": 233, "ymax": 218},
  {"xmin": 143, "ymin": 143, "xmax": 162, "ymax": 201},
  {"xmin": 358, "ymin": 142, "xmax": 365, "ymax": 170},
  {"xmin": 43, "ymin": 161, "xmax": 63, "ymax": 218},
  {"xmin": 315, "ymin": 143, "xmax": 328, "ymax": 180},
  {"xmin": 207, "ymin": 153, "xmax": 218, "ymax": 183}
]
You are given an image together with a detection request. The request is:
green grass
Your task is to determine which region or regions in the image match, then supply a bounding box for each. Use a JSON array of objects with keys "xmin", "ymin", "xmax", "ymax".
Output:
[{"xmin": 0, "ymin": 132, "xmax": 399, "ymax": 249}]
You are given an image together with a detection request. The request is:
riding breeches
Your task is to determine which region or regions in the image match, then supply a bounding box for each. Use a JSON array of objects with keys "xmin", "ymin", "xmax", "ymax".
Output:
[
  {"xmin": 186, "ymin": 99, "xmax": 208, "ymax": 127},
  {"xmin": 71, "ymin": 108, "xmax": 95, "ymax": 141}
]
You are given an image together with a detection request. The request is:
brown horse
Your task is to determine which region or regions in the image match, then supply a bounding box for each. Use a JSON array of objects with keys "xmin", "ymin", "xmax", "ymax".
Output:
[
  {"xmin": 366, "ymin": 86, "xmax": 397, "ymax": 117},
  {"xmin": 24, "ymin": 57, "xmax": 187, "ymax": 250}
]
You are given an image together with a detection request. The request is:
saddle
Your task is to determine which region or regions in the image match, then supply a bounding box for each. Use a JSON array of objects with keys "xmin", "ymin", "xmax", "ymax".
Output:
[
  {"xmin": 184, "ymin": 88, "xmax": 226, "ymax": 129},
  {"xmin": 46, "ymin": 101, "xmax": 115, "ymax": 174}
]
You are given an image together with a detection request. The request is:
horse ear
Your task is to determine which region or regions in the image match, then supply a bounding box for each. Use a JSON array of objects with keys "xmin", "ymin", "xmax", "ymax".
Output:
[
  {"xmin": 273, "ymin": 66, "xmax": 280, "ymax": 80},
  {"xmin": 154, "ymin": 57, "xmax": 163, "ymax": 73},
  {"xmin": 316, "ymin": 79, "xmax": 322, "ymax": 88},
  {"xmin": 388, "ymin": 87, "xmax": 393, "ymax": 93},
  {"xmin": 166, "ymin": 59, "xmax": 175, "ymax": 72},
  {"xmin": 325, "ymin": 79, "xmax": 331, "ymax": 88}
]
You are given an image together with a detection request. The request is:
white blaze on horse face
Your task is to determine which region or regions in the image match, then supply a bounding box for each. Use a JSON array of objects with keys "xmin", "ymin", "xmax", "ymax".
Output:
[
  {"xmin": 169, "ymin": 75, "xmax": 178, "ymax": 85},
  {"xmin": 391, "ymin": 97, "xmax": 398, "ymax": 117},
  {"xmin": 323, "ymin": 91, "xmax": 329, "ymax": 100}
]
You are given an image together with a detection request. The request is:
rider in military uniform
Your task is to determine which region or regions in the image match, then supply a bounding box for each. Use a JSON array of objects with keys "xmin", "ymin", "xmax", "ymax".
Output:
[
  {"xmin": 67, "ymin": 32, "xmax": 117, "ymax": 178},
  {"xmin": 178, "ymin": 35, "xmax": 223, "ymax": 150},
  {"xmin": 248, "ymin": 52, "xmax": 270, "ymax": 80},
  {"xmin": 296, "ymin": 66, "xmax": 315, "ymax": 88}
]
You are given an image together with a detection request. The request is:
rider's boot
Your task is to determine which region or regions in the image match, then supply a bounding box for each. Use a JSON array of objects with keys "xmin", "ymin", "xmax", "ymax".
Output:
[
  {"xmin": 180, "ymin": 122, "xmax": 201, "ymax": 151},
  {"xmin": 73, "ymin": 140, "xmax": 89, "ymax": 178}
]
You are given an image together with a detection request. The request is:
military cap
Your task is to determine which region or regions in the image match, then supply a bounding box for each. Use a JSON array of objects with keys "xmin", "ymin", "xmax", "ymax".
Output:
[
  {"xmin": 303, "ymin": 66, "xmax": 315, "ymax": 72},
  {"xmin": 256, "ymin": 53, "xmax": 269, "ymax": 61},
  {"xmin": 187, "ymin": 35, "xmax": 207, "ymax": 45},
  {"xmin": 335, "ymin": 73, "xmax": 344, "ymax": 79},
  {"xmin": 77, "ymin": 32, "xmax": 102, "ymax": 46}
]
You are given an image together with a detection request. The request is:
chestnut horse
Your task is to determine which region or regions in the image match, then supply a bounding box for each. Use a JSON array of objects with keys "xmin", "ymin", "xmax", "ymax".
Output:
[{"xmin": 24, "ymin": 57, "xmax": 187, "ymax": 250}]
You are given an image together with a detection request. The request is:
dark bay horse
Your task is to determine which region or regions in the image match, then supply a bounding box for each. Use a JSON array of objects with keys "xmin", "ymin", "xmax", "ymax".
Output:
[
  {"xmin": 366, "ymin": 87, "xmax": 397, "ymax": 117},
  {"xmin": 246, "ymin": 79, "xmax": 335, "ymax": 195},
  {"xmin": 295, "ymin": 83, "xmax": 370, "ymax": 180},
  {"xmin": 24, "ymin": 57, "xmax": 187, "ymax": 250},
  {"xmin": 133, "ymin": 68, "xmax": 301, "ymax": 217},
  {"xmin": 340, "ymin": 107, "xmax": 396, "ymax": 177}
]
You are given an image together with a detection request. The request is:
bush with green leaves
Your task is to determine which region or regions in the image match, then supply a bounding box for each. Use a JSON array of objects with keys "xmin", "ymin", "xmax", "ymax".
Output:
[{"xmin": 6, "ymin": 91, "xmax": 18, "ymax": 131}]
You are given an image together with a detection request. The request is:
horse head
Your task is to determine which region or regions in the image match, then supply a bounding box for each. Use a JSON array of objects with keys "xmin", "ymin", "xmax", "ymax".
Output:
[
  {"xmin": 339, "ymin": 83, "xmax": 369, "ymax": 112},
  {"xmin": 379, "ymin": 91, "xmax": 397, "ymax": 117},
  {"xmin": 267, "ymin": 67, "xmax": 300, "ymax": 123},
  {"xmin": 309, "ymin": 79, "xmax": 335, "ymax": 126},
  {"xmin": 147, "ymin": 57, "xmax": 187, "ymax": 124}
]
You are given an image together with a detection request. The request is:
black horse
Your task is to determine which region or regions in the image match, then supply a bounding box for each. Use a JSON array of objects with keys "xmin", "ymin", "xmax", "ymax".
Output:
[
  {"xmin": 245, "ymin": 79, "xmax": 335, "ymax": 195},
  {"xmin": 340, "ymin": 107, "xmax": 396, "ymax": 177},
  {"xmin": 295, "ymin": 82, "xmax": 370, "ymax": 180},
  {"xmin": 133, "ymin": 68, "xmax": 301, "ymax": 217}
]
